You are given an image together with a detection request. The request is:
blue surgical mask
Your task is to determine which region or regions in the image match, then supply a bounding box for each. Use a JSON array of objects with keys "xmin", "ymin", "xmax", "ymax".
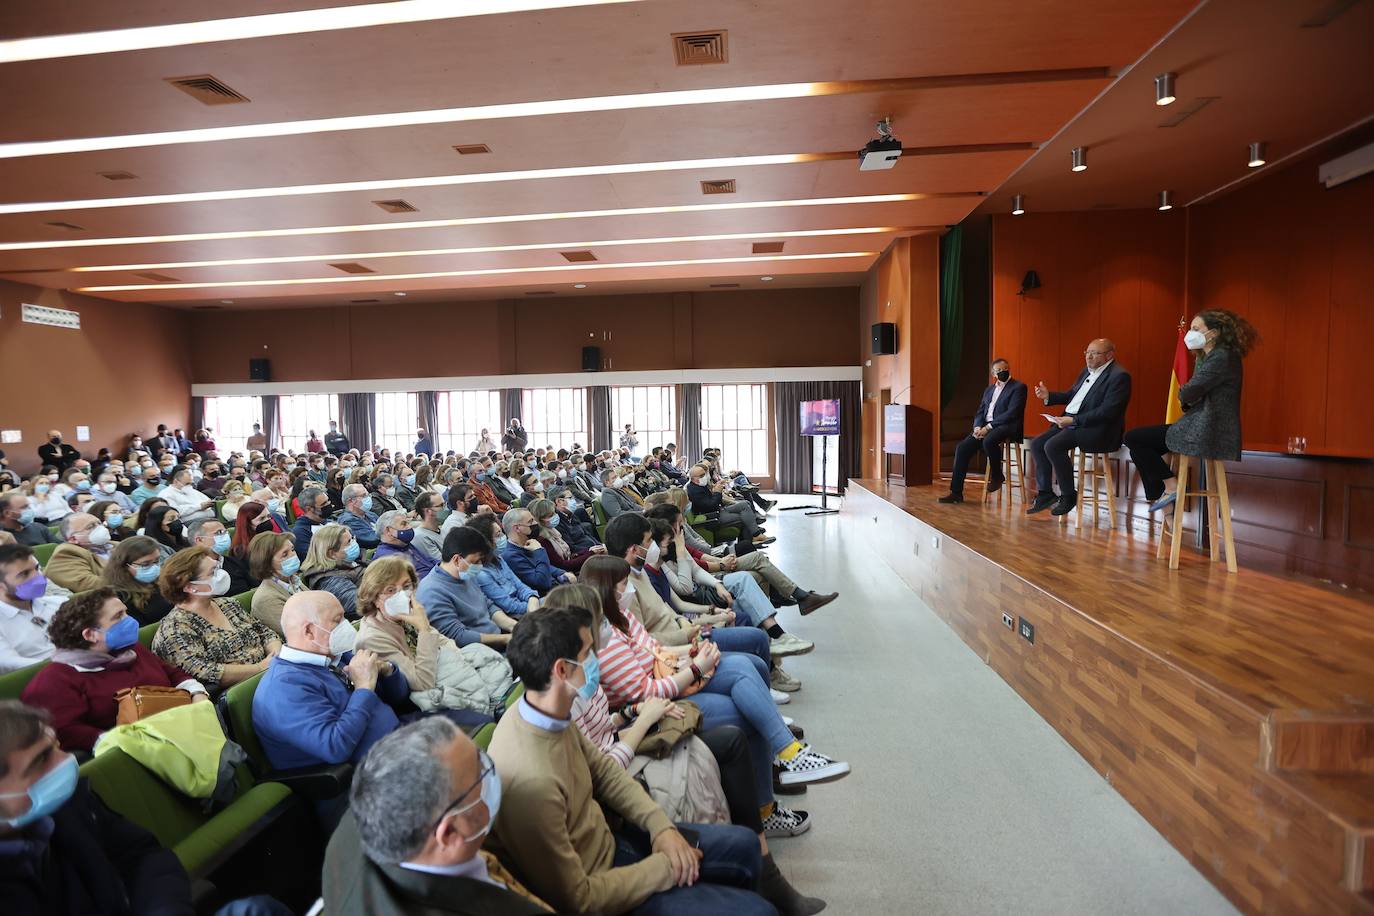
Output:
[
  {"xmin": 475, "ymin": 472, "xmax": 487, "ymax": 483},
  {"xmin": 279, "ymin": 555, "xmax": 301, "ymax": 577},
  {"xmin": 344, "ymin": 540, "xmax": 361, "ymax": 561},
  {"xmin": 0, "ymin": 754, "xmax": 78, "ymax": 829},
  {"xmin": 494, "ymin": 535, "xmax": 509, "ymax": 550},
  {"xmin": 132, "ymin": 563, "xmax": 161, "ymax": 584},
  {"xmin": 403, "ymin": 475, "xmax": 415, "ymax": 487},
  {"xmin": 103, "ymin": 614, "xmax": 140, "ymax": 651},
  {"xmin": 575, "ymin": 651, "xmax": 600, "ymax": 701},
  {"xmin": 395, "ymin": 528, "xmax": 415, "ymax": 544},
  {"xmin": 106, "ymin": 513, "xmax": 125, "ymax": 529},
  {"xmin": 360, "ymin": 495, "xmax": 374, "ymax": 513},
  {"xmin": 18, "ymin": 508, "xmax": 35, "ymax": 526},
  {"xmin": 212, "ymin": 531, "xmax": 232, "ymax": 555},
  {"xmin": 267, "ymin": 499, "xmax": 282, "ymax": 514},
  {"xmin": 75, "ymin": 479, "xmax": 91, "ymax": 492},
  {"xmin": 547, "ymin": 514, "xmax": 560, "ymax": 528},
  {"xmin": 34, "ymin": 483, "xmax": 50, "ymax": 495}
]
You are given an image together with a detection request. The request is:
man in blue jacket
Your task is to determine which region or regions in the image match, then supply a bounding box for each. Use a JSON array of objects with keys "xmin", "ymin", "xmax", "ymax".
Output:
[
  {"xmin": 498, "ymin": 508, "xmax": 572, "ymax": 596},
  {"xmin": 337, "ymin": 484, "xmax": 380, "ymax": 549},
  {"xmin": 940, "ymin": 357, "xmax": 1028, "ymax": 504}
]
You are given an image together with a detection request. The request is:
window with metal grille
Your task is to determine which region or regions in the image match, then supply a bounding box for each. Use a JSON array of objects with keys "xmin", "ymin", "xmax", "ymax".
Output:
[
  {"xmin": 373, "ymin": 391, "xmax": 420, "ymax": 456},
  {"xmin": 610, "ymin": 385, "xmax": 676, "ymax": 456},
  {"xmin": 277, "ymin": 394, "xmax": 338, "ymax": 454},
  {"xmin": 202, "ymin": 396, "xmax": 260, "ymax": 455},
  {"xmin": 700, "ymin": 383, "xmax": 769, "ymax": 477}
]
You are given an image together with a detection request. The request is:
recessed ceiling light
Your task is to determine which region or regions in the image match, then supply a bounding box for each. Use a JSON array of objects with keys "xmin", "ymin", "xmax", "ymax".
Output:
[
  {"xmin": 1154, "ymin": 72, "xmax": 1176, "ymax": 106},
  {"xmin": 574, "ymin": 283, "xmax": 587, "ymax": 289},
  {"xmin": 1247, "ymin": 141, "xmax": 1266, "ymax": 168},
  {"xmin": 220, "ymin": 299, "xmax": 234, "ymax": 304},
  {"xmin": 1157, "ymin": 190, "xmax": 1173, "ymax": 211},
  {"xmin": 0, "ymin": 0, "xmax": 645, "ymax": 63},
  {"xmin": 2, "ymin": 193, "xmax": 926, "ymax": 252},
  {"xmin": 760, "ymin": 276, "xmax": 774, "ymax": 281},
  {"xmin": 393, "ymin": 291, "xmax": 406, "ymax": 296},
  {"xmin": 1011, "ymin": 194, "xmax": 1025, "ymax": 216},
  {"xmin": 75, "ymin": 252, "xmax": 878, "ymax": 293},
  {"xmin": 1070, "ymin": 147, "xmax": 1087, "ymax": 172}
]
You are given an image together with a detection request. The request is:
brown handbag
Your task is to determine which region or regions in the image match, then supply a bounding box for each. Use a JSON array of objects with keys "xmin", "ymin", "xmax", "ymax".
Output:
[
  {"xmin": 114, "ymin": 686, "xmax": 194, "ymax": 726},
  {"xmin": 652, "ymin": 648, "xmax": 707, "ymax": 698},
  {"xmin": 635, "ymin": 701, "xmax": 705, "ymax": 759}
]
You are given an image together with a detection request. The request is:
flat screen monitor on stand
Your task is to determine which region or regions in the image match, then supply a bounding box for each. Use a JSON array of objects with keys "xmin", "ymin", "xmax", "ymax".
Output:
[{"xmin": 780, "ymin": 398, "xmax": 842, "ymax": 517}]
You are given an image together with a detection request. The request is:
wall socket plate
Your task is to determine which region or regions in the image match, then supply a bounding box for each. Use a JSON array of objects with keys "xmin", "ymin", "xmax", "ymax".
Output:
[
  {"xmin": 931, "ymin": 534, "xmax": 941, "ymax": 550},
  {"xmin": 1018, "ymin": 617, "xmax": 1035, "ymax": 644},
  {"xmin": 1001, "ymin": 612, "xmax": 1014, "ymax": 630}
]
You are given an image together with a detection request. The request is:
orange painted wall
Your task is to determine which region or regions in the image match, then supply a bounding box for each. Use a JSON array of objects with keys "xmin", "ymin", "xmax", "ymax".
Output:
[{"xmin": 0, "ymin": 279, "xmax": 192, "ymax": 476}]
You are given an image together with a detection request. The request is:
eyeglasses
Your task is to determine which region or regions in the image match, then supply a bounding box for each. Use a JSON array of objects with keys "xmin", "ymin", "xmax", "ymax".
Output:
[{"xmin": 431, "ymin": 748, "xmax": 496, "ymax": 828}]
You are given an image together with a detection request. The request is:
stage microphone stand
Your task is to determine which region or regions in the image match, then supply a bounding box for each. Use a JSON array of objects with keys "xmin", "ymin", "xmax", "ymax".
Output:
[{"xmin": 780, "ymin": 434, "xmax": 841, "ymax": 516}]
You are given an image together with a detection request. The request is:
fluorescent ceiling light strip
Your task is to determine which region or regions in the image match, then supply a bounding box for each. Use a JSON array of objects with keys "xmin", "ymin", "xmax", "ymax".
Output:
[
  {"xmin": 0, "ymin": 152, "xmax": 840, "ymax": 215},
  {"xmin": 0, "ymin": 193, "xmax": 923, "ymax": 252},
  {"xmin": 69, "ymin": 227, "xmax": 908, "ymax": 273},
  {"xmin": 76, "ymin": 251, "xmax": 878, "ymax": 292},
  {"xmin": 0, "ymin": 0, "xmax": 644, "ymax": 64}
]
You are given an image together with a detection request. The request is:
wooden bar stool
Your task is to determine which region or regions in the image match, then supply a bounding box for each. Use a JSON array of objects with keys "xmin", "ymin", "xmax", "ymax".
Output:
[
  {"xmin": 1157, "ymin": 456, "xmax": 1237, "ymax": 573},
  {"xmin": 982, "ymin": 439, "xmax": 1027, "ymax": 504},
  {"xmin": 1068, "ymin": 449, "xmax": 1116, "ymax": 529}
]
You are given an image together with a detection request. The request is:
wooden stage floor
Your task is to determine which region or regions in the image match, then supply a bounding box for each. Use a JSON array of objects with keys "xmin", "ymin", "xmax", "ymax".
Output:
[{"xmin": 843, "ymin": 479, "xmax": 1374, "ymax": 915}]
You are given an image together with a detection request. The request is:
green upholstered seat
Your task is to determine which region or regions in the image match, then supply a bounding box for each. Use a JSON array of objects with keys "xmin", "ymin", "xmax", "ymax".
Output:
[
  {"xmin": 231, "ymin": 589, "xmax": 257, "ymax": 617},
  {"xmin": 0, "ymin": 661, "xmax": 46, "ymax": 700},
  {"xmin": 32, "ymin": 542, "xmax": 57, "ymax": 568},
  {"xmin": 223, "ymin": 671, "xmax": 270, "ymax": 772},
  {"xmin": 592, "ymin": 498, "xmax": 609, "ymax": 540},
  {"xmin": 138, "ymin": 622, "xmax": 158, "ymax": 648},
  {"xmin": 472, "ymin": 722, "xmax": 497, "ymax": 751},
  {"xmin": 503, "ymin": 681, "xmax": 525, "ymax": 711}
]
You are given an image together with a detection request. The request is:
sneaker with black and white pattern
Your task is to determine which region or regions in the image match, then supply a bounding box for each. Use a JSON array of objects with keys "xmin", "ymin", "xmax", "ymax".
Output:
[
  {"xmin": 762, "ymin": 805, "xmax": 812, "ymax": 838},
  {"xmin": 775, "ymin": 744, "xmax": 850, "ymax": 786}
]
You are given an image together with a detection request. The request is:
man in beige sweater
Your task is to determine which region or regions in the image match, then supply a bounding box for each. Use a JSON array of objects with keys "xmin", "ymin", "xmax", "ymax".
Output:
[{"xmin": 488, "ymin": 606, "xmax": 776, "ymax": 916}]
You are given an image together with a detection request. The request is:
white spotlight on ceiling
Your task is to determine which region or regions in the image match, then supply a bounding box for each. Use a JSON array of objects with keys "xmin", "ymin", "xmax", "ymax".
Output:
[
  {"xmin": 574, "ymin": 284, "xmax": 587, "ymax": 289},
  {"xmin": 1071, "ymin": 147, "xmax": 1087, "ymax": 172},
  {"xmin": 1011, "ymin": 194, "xmax": 1025, "ymax": 216},
  {"xmin": 1154, "ymin": 73, "xmax": 1177, "ymax": 106},
  {"xmin": 1248, "ymin": 142, "xmax": 1267, "ymax": 168},
  {"xmin": 760, "ymin": 276, "xmax": 774, "ymax": 281},
  {"xmin": 1157, "ymin": 190, "xmax": 1173, "ymax": 211}
]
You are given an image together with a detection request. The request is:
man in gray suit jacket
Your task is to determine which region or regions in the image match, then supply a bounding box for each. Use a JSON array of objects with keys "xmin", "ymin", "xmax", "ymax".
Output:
[{"xmin": 596, "ymin": 467, "xmax": 641, "ymax": 519}]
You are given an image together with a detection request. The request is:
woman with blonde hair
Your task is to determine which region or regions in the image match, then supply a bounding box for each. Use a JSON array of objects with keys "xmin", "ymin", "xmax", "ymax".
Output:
[
  {"xmin": 219, "ymin": 479, "xmax": 249, "ymax": 522},
  {"xmin": 248, "ymin": 531, "xmax": 305, "ymax": 636},
  {"xmin": 527, "ymin": 497, "xmax": 601, "ymax": 574},
  {"xmin": 300, "ymin": 523, "xmax": 367, "ymax": 617}
]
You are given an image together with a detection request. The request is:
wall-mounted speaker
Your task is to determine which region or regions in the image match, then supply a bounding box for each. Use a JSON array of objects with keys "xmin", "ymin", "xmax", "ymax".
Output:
[
  {"xmin": 871, "ymin": 322, "xmax": 897, "ymax": 356},
  {"xmin": 581, "ymin": 346, "xmax": 601, "ymax": 371},
  {"xmin": 249, "ymin": 358, "xmax": 272, "ymax": 382}
]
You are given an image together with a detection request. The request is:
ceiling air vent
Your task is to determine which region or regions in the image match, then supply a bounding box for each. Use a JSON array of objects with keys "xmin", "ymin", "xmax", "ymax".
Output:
[
  {"xmin": 525, "ymin": 290, "xmax": 556, "ymax": 296},
  {"xmin": 709, "ymin": 283, "xmax": 741, "ymax": 288},
  {"xmin": 373, "ymin": 199, "xmax": 418, "ymax": 213},
  {"xmin": 165, "ymin": 74, "xmax": 250, "ymax": 105},
  {"xmin": 700, "ymin": 179, "xmax": 736, "ymax": 195},
  {"xmin": 673, "ymin": 31, "xmax": 728, "ymax": 66},
  {"xmin": 350, "ymin": 298, "xmax": 381, "ymax": 304},
  {"xmin": 98, "ymin": 170, "xmax": 138, "ymax": 181},
  {"xmin": 751, "ymin": 241, "xmax": 784, "ymax": 254},
  {"xmin": 45, "ymin": 221, "xmax": 84, "ymax": 231},
  {"xmin": 452, "ymin": 144, "xmax": 491, "ymax": 155},
  {"xmin": 329, "ymin": 262, "xmax": 375, "ymax": 274},
  {"xmin": 21, "ymin": 303, "xmax": 81, "ymax": 330},
  {"xmin": 136, "ymin": 272, "xmax": 180, "ymax": 282},
  {"xmin": 560, "ymin": 250, "xmax": 598, "ymax": 263}
]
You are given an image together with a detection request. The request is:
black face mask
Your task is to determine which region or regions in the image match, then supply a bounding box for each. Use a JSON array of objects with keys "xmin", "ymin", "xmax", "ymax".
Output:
[
  {"xmin": 49, "ymin": 437, "xmax": 61, "ymax": 445},
  {"xmin": 167, "ymin": 521, "xmax": 184, "ymax": 537},
  {"xmin": 995, "ymin": 368, "xmax": 1010, "ymax": 382},
  {"xmin": 465, "ymin": 499, "xmax": 479, "ymax": 514},
  {"xmin": 254, "ymin": 520, "xmax": 275, "ymax": 535}
]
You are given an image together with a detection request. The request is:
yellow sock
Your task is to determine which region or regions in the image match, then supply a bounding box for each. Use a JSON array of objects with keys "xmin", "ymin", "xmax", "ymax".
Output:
[
  {"xmin": 759, "ymin": 802, "xmax": 775, "ymax": 820},
  {"xmin": 777, "ymin": 740, "xmax": 803, "ymax": 762}
]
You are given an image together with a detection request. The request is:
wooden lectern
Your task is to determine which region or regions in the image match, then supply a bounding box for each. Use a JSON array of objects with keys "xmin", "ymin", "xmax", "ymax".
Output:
[{"xmin": 883, "ymin": 404, "xmax": 933, "ymax": 486}]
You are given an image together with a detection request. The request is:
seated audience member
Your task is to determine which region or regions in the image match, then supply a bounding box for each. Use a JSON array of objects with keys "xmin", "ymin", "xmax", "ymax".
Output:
[
  {"xmin": 528, "ymin": 497, "xmax": 602, "ymax": 574},
  {"xmin": 414, "ymin": 464, "xmax": 443, "ymax": 497},
  {"xmin": 468, "ymin": 466, "xmax": 510, "ymax": 514},
  {"xmin": 102, "ymin": 536, "xmax": 175, "ymax": 625},
  {"xmin": 0, "ymin": 492, "xmax": 60, "ymax": 547},
  {"xmin": 45, "ymin": 514, "xmax": 112, "ymax": 594},
  {"xmin": 374, "ymin": 509, "xmax": 437, "ymax": 579},
  {"xmin": 338, "ymin": 484, "xmax": 381, "ymax": 550},
  {"xmin": 549, "ymin": 486, "xmax": 601, "ymax": 552},
  {"xmin": 441, "ymin": 483, "xmax": 477, "ymax": 539},
  {"xmin": 0, "ymin": 701, "xmax": 196, "ymax": 914},
  {"xmin": 22, "ymin": 589, "xmax": 208, "ymax": 752},
  {"xmin": 195, "ymin": 460, "xmax": 226, "ymax": 496},
  {"xmin": 151, "ymin": 547, "xmax": 280, "ymax": 692},
  {"xmin": 87, "ymin": 500, "xmax": 131, "ymax": 544},
  {"xmin": 326, "ymin": 716, "xmax": 551, "ymax": 916},
  {"xmin": 393, "ymin": 465, "xmax": 419, "ymax": 511},
  {"xmin": 499, "ymin": 508, "xmax": 572, "ymax": 596},
  {"xmin": 132, "ymin": 496, "xmax": 168, "ymax": 537},
  {"xmin": 226, "ymin": 501, "xmax": 273, "ymax": 586},
  {"xmin": 301, "ymin": 524, "xmax": 367, "ymax": 618},
  {"xmin": 1027, "ymin": 337, "xmax": 1133, "ymax": 517},
  {"xmin": 143, "ymin": 505, "xmax": 189, "ymax": 559},
  {"xmin": 190, "ymin": 429, "xmax": 215, "ymax": 456},
  {"xmin": 292, "ymin": 486, "xmax": 332, "ymax": 559},
  {"xmin": 465, "ymin": 516, "xmax": 539, "ymax": 619},
  {"xmin": 366, "ymin": 474, "xmax": 400, "ymax": 515},
  {"xmin": 38, "ymin": 430, "xmax": 81, "ymax": 473},
  {"xmin": 250, "ymin": 532, "xmax": 307, "ymax": 636},
  {"xmin": 0, "ymin": 451, "xmax": 19, "ymax": 490},
  {"xmin": 489, "ymin": 606, "xmax": 775, "ymax": 916},
  {"xmin": 160, "ymin": 465, "xmax": 214, "ymax": 525},
  {"xmin": 220, "ymin": 480, "xmax": 250, "ymax": 522},
  {"xmin": 0, "ymin": 545, "xmax": 60, "ymax": 674},
  {"xmin": 687, "ymin": 465, "xmax": 765, "ymax": 545},
  {"xmin": 253, "ymin": 591, "xmax": 407, "ymax": 770},
  {"xmin": 597, "ymin": 467, "xmax": 641, "ymax": 520},
  {"xmin": 1125, "ymin": 309, "xmax": 1257, "ymax": 513},
  {"xmin": 186, "ymin": 517, "xmax": 250, "ymax": 591},
  {"xmin": 410, "ymin": 492, "xmax": 446, "ymax": 561},
  {"xmin": 940, "ymin": 358, "xmax": 1028, "ymax": 504},
  {"xmin": 63, "ymin": 490, "xmax": 95, "ymax": 519},
  {"xmin": 92, "ymin": 471, "xmax": 136, "ymax": 515},
  {"xmin": 416, "ymin": 528, "xmax": 516, "ymax": 649},
  {"xmin": 130, "ymin": 467, "xmax": 165, "ymax": 507},
  {"xmin": 26, "ymin": 474, "xmax": 70, "ymax": 525}
]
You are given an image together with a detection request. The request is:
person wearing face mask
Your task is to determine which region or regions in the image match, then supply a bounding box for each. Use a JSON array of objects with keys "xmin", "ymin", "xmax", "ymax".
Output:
[
  {"xmin": 0, "ymin": 493, "xmax": 60, "ymax": 548},
  {"xmin": 393, "ymin": 466, "xmax": 420, "ymax": 511},
  {"xmin": 24, "ymin": 473, "xmax": 70, "ymax": 525},
  {"xmin": 409, "ymin": 492, "xmax": 449, "ymax": 563},
  {"xmin": 414, "ymin": 429, "xmax": 436, "ymax": 458},
  {"xmin": 0, "ymin": 545, "xmax": 62, "ymax": 674},
  {"xmin": 37, "ymin": 430, "xmax": 81, "ymax": 473},
  {"xmin": 596, "ymin": 467, "xmax": 641, "ymax": 520},
  {"xmin": 130, "ymin": 467, "xmax": 166, "ymax": 507},
  {"xmin": 324, "ymin": 716, "xmax": 548, "ymax": 916},
  {"xmin": 100, "ymin": 536, "xmax": 174, "ymax": 626},
  {"xmin": 92, "ymin": 471, "xmax": 137, "ymax": 515},
  {"xmin": 143, "ymin": 505, "xmax": 190, "ymax": 561},
  {"xmin": 337, "ymin": 483, "xmax": 381, "ymax": 551},
  {"xmin": 939, "ymin": 358, "xmax": 1028, "ymax": 504},
  {"xmin": 290, "ymin": 487, "xmax": 333, "ymax": 561},
  {"xmin": 466, "ymin": 466, "xmax": 510, "ymax": 515},
  {"xmin": 86, "ymin": 500, "xmax": 131, "ymax": 546},
  {"xmin": 324, "ymin": 421, "xmax": 352, "ymax": 457},
  {"xmin": 527, "ymin": 497, "xmax": 604, "ymax": 575},
  {"xmin": 686, "ymin": 465, "xmax": 767, "ymax": 546},
  {"xmin": 500, "ymin": 419, "xmax": 528, "ymax": 454},
  {"xmin": 184, "ymin": 517, "xmax": 249, "ymax": 596},
  {"xmin": 158, "ymin": 465, "xmax": 215, "ymax": 527},
  {"xmin": 416, "ymin": 528, "xmax": 517, "ymax": 650},
  {"xmin": 44, "ymin": 514, "xmax": 112, "ymax": 594},
  {"xmin": 248, "ymin": 533, "xmax": 308, "ymax": 637},
  {"xmin": 21, "ymin": 589, "xmax": 208, "ymax": 752},
  {"xmin": 300, "ymin": 525, "xmax": 368, "ymax": 618},
  {"xmin": 1125, "ymin": 309, "xmax": 1259, "ymax": 514},
  {"xmin": 0, "ymin": 451, "xmax": 20, "ymax": 490},
  {"xmin": 152, "ymin": 546, "xmax": 280, "ymax": 692},
  {"xmin": 474, "ymin": 428, "xmax": 498, "ymax": 455},
  {"xmin": 0, "ymin": 701, "xmax": 197, "ymax": 914},
  {"xmin": 372, "ymin": 510, "xmax": 438, "ymax": 580},
  {"xmin": 440, "ymin": 483, "xmax": 478, "ymax": 540},
  {"xmin": 499, "ymin": 508, "xmax": 574, "ymax": 596},
  {"xmin": 463, "ymin": 516, "xmax": 540, "ymax": 619}
]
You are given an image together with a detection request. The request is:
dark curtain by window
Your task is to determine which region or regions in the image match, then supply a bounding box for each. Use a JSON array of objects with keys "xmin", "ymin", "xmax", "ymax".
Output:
[
  {"xmin": 679, "ymin": 383, "xmax": 702, "ymax": 463},
  {"xmin": 772, "ymin": 381, "xmax": 861, "ymax": 495},
  {"xmin": 260, "ymin": 395, "xmax": 279, "ymax": 452},
  {"xmin": 500, "ymin": 389, "xmax": 522, "ymax": 431},
  {"xmin": 588, "ymin": 386, "xmax": 611, "ymax": 453},
  {"xmin": 940, "ymin": 225, "xmax": 964, "ymax": 408},
  {"xmin": 417, "ymin": 390, "xmax": 439, "ymax": 447},
  {"xmin": 189, "ymin": 397, "xmax": 205, "ymax": 434},
  {"xmin": 340, "ymin": 392, "xmax": 375, "ymax": 453}
]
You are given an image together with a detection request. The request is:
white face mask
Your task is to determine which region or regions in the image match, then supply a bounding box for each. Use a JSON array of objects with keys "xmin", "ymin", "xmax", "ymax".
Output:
[
  {"xmin": 192, "ymin": 568, "xmax": 232, "ymax": 597},
  {"xmin": 321, "ymin": 619, "xmax": 358, "ymax": 657},
  {"xmin": 646, "ymin": 541, "xmax": 662, "ymax": 567},
  {"xmin": 1184, "ymin": 328, "xmax": 1208, "ymax": 350},
  {"xmin": 86, "ymin": 525, "xmax": 112, "ymax": 548},
  {"xmin": 384, "ymin": 589, "xmax": 412, "ymax": 617}
]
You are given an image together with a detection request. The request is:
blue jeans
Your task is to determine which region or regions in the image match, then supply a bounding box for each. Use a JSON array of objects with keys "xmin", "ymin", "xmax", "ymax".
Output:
[
  {"xmin": 613, "ymin": 822, "xmax": 775, "ymax": 916},
  {"xmin": 721, "ymin": 572, "xmax": 775, "ymax": 629},
  {"xmin": 692, "ymin": 652, "xmax": 792, "ymax": 804},
  {"xmin": 707, "ymin": 625, "xmax": 771, "ymax": 668}
]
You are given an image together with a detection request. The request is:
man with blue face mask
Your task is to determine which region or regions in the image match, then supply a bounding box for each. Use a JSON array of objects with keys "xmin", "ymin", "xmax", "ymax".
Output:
[
  {"xmin": 373, "ymin": 510, "xmax": 437, "ymax": 580},
  {"xmin": 0, "ymin": 494, "xmax": 60, "ymax": 548},
  {"xmin": 325, "ymin": 716, "xmax": 548, "ymax": 916},
  {"xmin": 0, "ymin": 701, "xmax": 195, "ymax": 913},
  {"xmin": 337, "ymin": 484, "xmax": 381, "ymax": 550}
]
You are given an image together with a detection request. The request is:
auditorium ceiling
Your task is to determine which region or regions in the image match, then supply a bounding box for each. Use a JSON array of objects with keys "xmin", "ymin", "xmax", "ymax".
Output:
[{"xmin": 1, "ymin": 0, "xmax": 1359, "ymax": 309}]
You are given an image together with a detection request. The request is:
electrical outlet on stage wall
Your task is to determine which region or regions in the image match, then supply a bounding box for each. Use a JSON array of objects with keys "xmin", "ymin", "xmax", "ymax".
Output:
[
  {"xmin": 1018, "ymin": 617, "xmax": 1035, "ymax": 644},
  {"xmin": 931, "ymin": 535, "xmax": 941, "ymax": 550},
  {"xmin": 1002, "ymin": 613, "xmax": 1014, "ymax": 630}
]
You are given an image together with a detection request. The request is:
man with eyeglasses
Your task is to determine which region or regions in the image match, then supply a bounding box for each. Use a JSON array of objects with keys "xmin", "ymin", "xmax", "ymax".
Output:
[{"xmin": 1026, "ymin": 338, "xmax": 1133, "ymax": 517}]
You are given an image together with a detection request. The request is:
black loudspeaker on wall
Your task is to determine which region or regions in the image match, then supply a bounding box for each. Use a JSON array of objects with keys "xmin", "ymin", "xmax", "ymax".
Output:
[
  {"xmin": 249, "ymin": 358, "xmax": 272, "ymax": 382},
  {"xmin": 581, "ymin": 346, "xmax": 601, "ymax": 371},
  {"xmin": 871, "ymin": 322, "xmax": 897, "ymax": 356}
]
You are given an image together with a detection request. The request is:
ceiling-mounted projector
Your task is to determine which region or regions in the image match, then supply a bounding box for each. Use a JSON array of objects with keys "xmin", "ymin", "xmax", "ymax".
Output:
[{"xmin": 858, "ymin": 117, "xmax": 902, "ymax": 171}]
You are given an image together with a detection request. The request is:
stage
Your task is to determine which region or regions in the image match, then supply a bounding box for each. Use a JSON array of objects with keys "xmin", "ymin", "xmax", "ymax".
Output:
[{"xmin": 843, "ymin": 479, "xmax": 1374, "ymax": 915}]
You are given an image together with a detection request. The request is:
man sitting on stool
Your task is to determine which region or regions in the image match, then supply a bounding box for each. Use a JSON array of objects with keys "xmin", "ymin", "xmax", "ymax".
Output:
[
  {"xmin": 1027, "ymin": 338, "xmax": 1132, "ymax": 517},
  {"xmin": 940, "ymin": 358, "xmax": 1026, "ymax": 504}
]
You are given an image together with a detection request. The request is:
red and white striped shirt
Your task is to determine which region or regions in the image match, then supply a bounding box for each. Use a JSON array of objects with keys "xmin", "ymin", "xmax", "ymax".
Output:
[
  {"xmin": 571, "ymin": 688, "xmax": 634, "ymax": 769},
  {"xmin": 598, "ymin": 614, "xmax": 679, "ymax": 709}
]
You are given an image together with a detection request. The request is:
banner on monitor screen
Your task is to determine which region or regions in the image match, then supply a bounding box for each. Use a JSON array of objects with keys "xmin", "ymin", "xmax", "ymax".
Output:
[{"xmin": 800, "ymin": 399, "xmax": 841, "ymax": 437}]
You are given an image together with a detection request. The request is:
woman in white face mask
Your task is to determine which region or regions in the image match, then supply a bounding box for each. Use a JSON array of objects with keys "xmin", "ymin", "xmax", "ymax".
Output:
[
  {"xmin": 149, "ymin": 546, "xmax": 281, "ymax": 691},
  {"xmin": 1123, "ymin": 308, "xmax": 1261, "ymax": 514},
  {"xmin": 354, "ymin": 556, "xmax": 444, "ymax": 694}
]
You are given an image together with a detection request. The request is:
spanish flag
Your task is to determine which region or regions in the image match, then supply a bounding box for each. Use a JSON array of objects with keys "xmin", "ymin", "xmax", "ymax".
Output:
[{"xmin": 1165, "ymin": 320, "xmax": 1192, "ymax": 423}]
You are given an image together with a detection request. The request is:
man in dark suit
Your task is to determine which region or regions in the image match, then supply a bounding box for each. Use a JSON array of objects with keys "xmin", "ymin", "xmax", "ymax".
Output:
[
  {"xmin": 940, "ymin": 358, "xmax": 1027, "ymax": 503},
  {"xmin": 324, "ymin": 716, "xmax": 551, "ymax": 916},
  {"xmin": 1027, "ymin": 338, "xmax": 1132, "ymax": 516}
]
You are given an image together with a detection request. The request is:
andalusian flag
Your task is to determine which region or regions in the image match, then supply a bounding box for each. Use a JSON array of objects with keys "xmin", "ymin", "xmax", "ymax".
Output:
[{"xmin": 1165, "ymin": 321, "xmax": 1192, "ymax": 423}]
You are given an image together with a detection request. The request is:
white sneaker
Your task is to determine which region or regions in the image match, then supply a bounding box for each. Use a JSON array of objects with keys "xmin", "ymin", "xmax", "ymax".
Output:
[
  {"xmin": 775, "ymin": 744, "xmax": 851, "ymax": 786},
  {"xmin": 762, "ymin": 805, "xmax": 812, "ymax": 838},
  {"xmin": 770, "ymin": 687, "xmax": 791, "ymax": 705},
  {"xmin": 782, "ymin": 715, "xmax": 795, "ymax": 727},
  {"xmin": 770, "ymin": 666, "xmax": 802, "ymax": 692},
  {"xmin": 769, "ymin": 632, "xmax": 815, "ymax": 658}
]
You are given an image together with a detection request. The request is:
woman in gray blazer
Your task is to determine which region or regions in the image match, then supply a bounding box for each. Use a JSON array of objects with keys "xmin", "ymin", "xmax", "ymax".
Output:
[{"xmin": 1125, "ymin": 309, "xmax": 1260, "ymax": 513}]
